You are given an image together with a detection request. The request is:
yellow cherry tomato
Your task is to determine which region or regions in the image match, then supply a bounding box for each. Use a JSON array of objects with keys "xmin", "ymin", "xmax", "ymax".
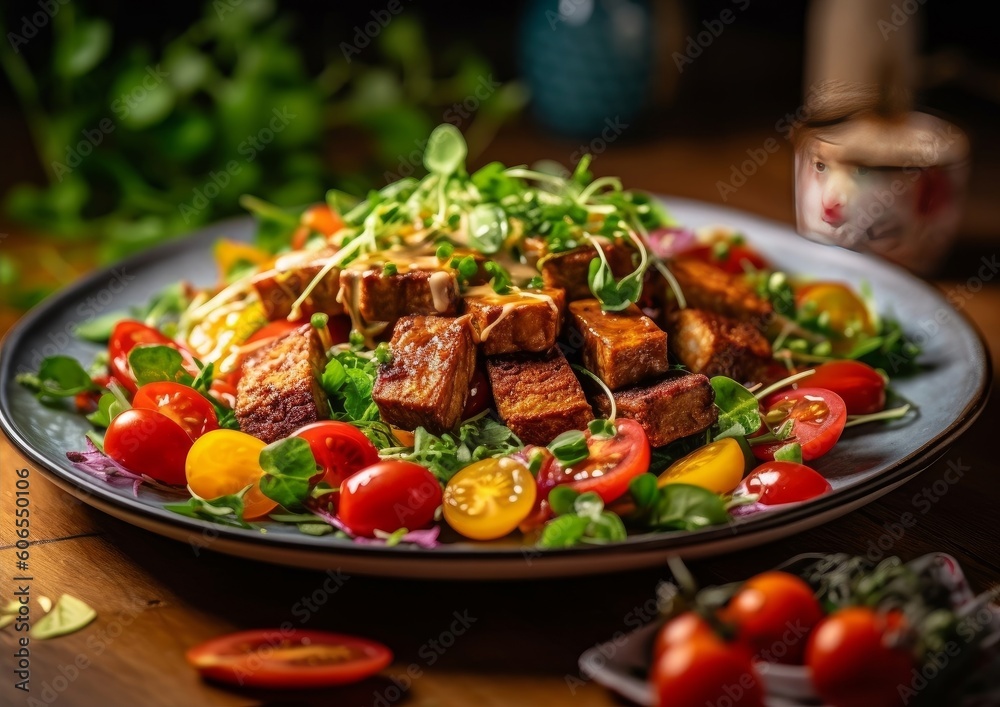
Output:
[
  {"xmin": 795, "ymin": 282, "xmax": 876, "ymax": 350},
  {"xmin": 443, "ymin": 457, "xmax": 537, "ymax": 541},
  {"xmin": 185, "ymin": 429, "xmax": 277, "ymax": 520},
  {"xmin": 657, "ymin": 438, "xmax": 745, "ymax": 494}
]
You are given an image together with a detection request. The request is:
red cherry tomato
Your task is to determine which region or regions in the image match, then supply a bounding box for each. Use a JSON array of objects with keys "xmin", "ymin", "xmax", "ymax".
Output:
[
  {"xmin": 338, "ymin": 461, "xmax": 442, "ymax": 538},
  {"xmin": 753, "ymin": 388, "xmax": 847, "ymax": 462},
  {"xmin": 462, "ymin": 364, "xmax": 493, "ymax": 419},
  {"xmin": 651, "ymin": 630, "xmax": 764, "ymax": 707},
  {"xmin": 186, "ymin": 629, "xmax": 392, "ymax": 689},
  {"xmin": 804, "ymin": 361, "xmax": 886, "ymax": 415},
  {"xmin": 132, "ymin": 382, "xmax": 219, "ymax": 440},
  {"xmin": 681, "ymin": 243, "xmax": 769, "ymax": 274},
  {"xmin": 734, "ymin": 461, "xmax": 832, "ymax": 506},
  {"xmin": 103, "ymin": 408, "xmax": 193, "ymax": 484},
  {"xmin": 537, "ymin": 419, "xmax": 651, "ymax": 505},
  {"xmin": 806, "ymin": 608, "xmax": 914, "ymax": 707},
  {"xmin": 653, "ymin": 612, "xmax": 716, "ymax": 663},
  {"xmin": 722, "ymin": 571, "xmax": 824, "ymax": 665},
  {"xmin": 208, "ymin": 379, "xmax": 238, "ymax": 409},
  {"xmin": 291, "ymin": 421, "xmax": 380, "ymax": 487},
  {"xmin": 109, "ymin": 320, "xmax": 194, "ymax": 394}
]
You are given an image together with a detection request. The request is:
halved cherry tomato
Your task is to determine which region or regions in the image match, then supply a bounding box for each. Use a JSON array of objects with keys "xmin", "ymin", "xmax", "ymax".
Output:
[
  {"xmin": 804, "ymin": 360, "xmax": 886, "ymax": 415},
  {"xmin": 753, "ymin": 388, "xmax": 847, "ymax": 462},
  {"xmin": 185, "ymin": 429, "xmax": 276, "ymax": 519},
  {"xmin": 795, "ymin": 282, "xmax": 875, "ymax": 351},
  {"xmin": 133, "ymin": 382, "xmax": 219, "ymax": 440},
  {"xmin": 186, "ymin": 629, "xmax": 392, "ymax": 688},
  {"xmin": 291, "ymin": 421, "xmax": 380, "ymax": 488},
  {"xmin": 681, "ymin": 243, "xmax": 769, "ymax": 274},
  {"xmin": 109, "ymin": 320, "xmax": 194, "ymax": 394},
  {"xmin": 104, "ymin": 408, "xmax": 193, "ymax": 484},
  {"xmin": 657, "ymin": 438, "xmax": 745, "ymax": 494},
  {"xmin": 722, "ymin": 571, "xmax": 824, "ymax": 664},
  {"xmin": 652, "ymin": 628, "xmax": 764, "ymax": 707},
  {"xmin": 734, "ymin": 461, "xmax": 832, "ymax": 506},
  {"xmin": 338, "ymin": 461, "xmax": 442, "ymax": 537},
  {"xmin": 807, "ymin": 608, "xmax": 914, "ymax": 707},
  {"xmin": 462, "ymin": 364, "xmax": 493, "ymax": 419},
  {"xmin": 537, "ymin": 419, "xmax": 651, "ymax": 505},
  {"xmin": 443, "ymin": 457, "xmax": 537, "ymax": 540}
]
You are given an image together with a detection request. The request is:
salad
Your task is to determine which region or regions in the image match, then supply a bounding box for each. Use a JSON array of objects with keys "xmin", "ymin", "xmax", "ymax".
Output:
[{"xmin": 17, "ymin": 124, "xmax": 920, "ymax": 549}]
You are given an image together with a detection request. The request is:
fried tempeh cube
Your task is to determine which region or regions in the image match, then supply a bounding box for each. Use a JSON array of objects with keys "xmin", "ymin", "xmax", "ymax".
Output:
[
  {"xmin": 252, "ymin": 249, "xmax": 343, "ymax": 321},
  {"xmin": 590, "ymin": 373, "xmax": 718, "ymax": 448},
  {"xmin": 465, "ymin": 287, "xmax": 565, "ymax": 355},
  {"xmin": 568, "ymin": 299, "xmax": 668, "ymax": 390},
  {"xmin": 486, "ymin": 347, "xmax": 594, "ymax": 446},
  {"xmin": 666, "ymin": 308, "xmax": 772, "ymax": 382},
  {"xmin": 372, "ymin": 315, "xmax": 476, "ymax": 434},
  {"xmin": 540, "ymin": 243, "xmax": 635, "ymax": 301},
  {"xmin": 339, "ymin": 264, "xmax": 459, "ymax": 325},
  {"xmin": 235, "ymin": 324, "xmax": 329, "ymax": 443},
  {"xmin": 668, "ymin": 257, "xmax": 773, "ymax": 326}
]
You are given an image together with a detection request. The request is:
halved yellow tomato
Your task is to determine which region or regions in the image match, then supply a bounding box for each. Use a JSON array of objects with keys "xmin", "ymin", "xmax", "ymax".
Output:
[
  {"xmin": 657, "ymin": 438, "xmax": 745, "ymax": 494},
  {"xmin": 185, "ymin": 429, "xmax": 277, "ymax": 519},
  {"xmin": 795, "ymin": 282, "xmax": 875, "ymax": 345},
  {"xmin": 443, "ymin": 457, "xmax": 537, "ymax": 540}
]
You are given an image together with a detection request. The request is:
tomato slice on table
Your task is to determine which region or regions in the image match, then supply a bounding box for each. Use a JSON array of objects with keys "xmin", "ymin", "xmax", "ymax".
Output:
[
  {"xmin": 185, "ymin": 429, "xmax": 276, "ymax": 519},
  {"xmin": 291, "ymin": 421, "xmax": 380, "ymax": 487},
  {"xmin": 186, "ymin": 629, "xmax": 392, "ymax": 689},
  {"xmin": 133, "ymin": 382, "xmax": 219, "ymax": 440},
  {"xmin": 537, "ymin": 419, "xmax": 651, "ymax": 505},
  {"xmin": 753, "ymin": 388, "xmax": 847, "ymax": 462},
  {"xmin": 109, "ymin": 320, "xmax": 196, "ymax": 394},
  {"xmin": 104, "ymin": 408, "xmax": 193, "ymax": 485},
  {"xmin": 443, "ymin": 457, "xmax": 537, "ymax": 540},
  {"xmin": 804, "ymin": 360, "xmax": 886, "ymax": 415},
  {"xmin": 657, "ymin": 438, "xmax": 745, "ymax": 494},
  {"xmin": 735, "ymin": 461, "xmax": 832, "ymax": 506},
  {"xmin": 338, "ymin": 461, "xmax": 442, "ymax": 538}
]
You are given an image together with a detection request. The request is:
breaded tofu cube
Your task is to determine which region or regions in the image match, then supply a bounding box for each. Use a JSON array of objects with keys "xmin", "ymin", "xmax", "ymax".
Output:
[
  {"xmin": 568, "ymin": 299, "xmax": 668, "ymax": 390},
  {"xmin": 540, "ymin": 243, "xmax": 635, "ymax": 301},
  {"xmin": 486, "ymin": 348, "xmax": 594, "ymax": 445},
  {"xmin": 339, "ymin": 265, "xmax": 459, "ymax": 324},
  {"xmin": 372, "ymin": 316, "xmax": 476, "ymax": 434},
  {"xmin": 668, "ymin": 258, "xmax": 773, "ymax": 326},
  {"xmin": 465, "ymin": 287, "xmax": 565, "ymax": 355},
  {"xmin": 667, "ymin": 309, "xmax": 772, "ymax": 382},
  {"xmin": 590, "ymin": 373, "xmax": 718, "ymax": 448},
  {"xmin": 252, "ymin": 249, "xmax": 343, "ymax": 321},
  {"xmin": 235, "ymin": 324, "xmax": 329, "ymax": 443}
]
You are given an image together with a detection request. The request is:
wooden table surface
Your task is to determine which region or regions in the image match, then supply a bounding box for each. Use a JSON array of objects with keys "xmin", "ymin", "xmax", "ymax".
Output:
[{"xmin": 2, "ymin": 133, "xmax": 1000, "ymax": 707}]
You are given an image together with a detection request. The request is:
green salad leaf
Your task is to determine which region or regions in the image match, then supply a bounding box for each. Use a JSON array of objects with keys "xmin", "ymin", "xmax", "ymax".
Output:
[
  {"xmin": 258, "ymin": 437, "xmax": 319, "ymax": 510},
  {"xmin": 711, "ymin": 376, "xmax": 762, "ymax": 440},
  {"xmin": 537, "ymin": 491, "xmax": 627, "ymax": 548},
  {"xmin": 127, "ymin": 345, "xmax": 187, "ymax": 387},
  {"xmin": 164, "ymin": 491, "xmax": 251, "ymax": 528},
  {"xmin": 16, "ymin": 356, "xmax": 99, "ymax": 400}
]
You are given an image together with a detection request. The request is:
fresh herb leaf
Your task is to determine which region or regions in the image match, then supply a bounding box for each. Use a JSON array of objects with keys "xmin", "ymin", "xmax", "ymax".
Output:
[
  {"xmin": 468, "ymin": 204, "xmax": 507, "ymax": 254},
  {"xmin": 423, "ymin": 124, "xmax": 467, "ymax": 175},
  {"xmin": 548, "ymin": 486, "xmax": 580, "ymax": 516},
  {"xmin": 537, "ymin": 514, "xmax": 591, "ymax": 548},
  {"xmin": 164, "ymin": 491, "xmax": 251, "ymax": 528},
  {"xmin": 258, "ymin": 437, "xmax": 319, "ymax": 510},
  {"xmin": 645, "ymin": 483, "xmax": 729, "ymax": 532},
  {"xmin": 710, "ymin": 376, "xmax": 762, "ymax": 440},
  {"xmin": 85, "ymin": 383, "xmax": 131, "ymax": 428},
  {"xmin": 628, "ymin": 473, "xmax": 659, "ymax": 511},
  {"xmin": 537, "ymin": 491, "xmax": 627, "ymax": 548},
  {"xmin": 127, "ymin": 345, "xmax": 188, "ymax": 387},
  {"xmin": 774, "ymin": 442, "xmax": 803, "ymax": 463},
  {"xmin": 16, "ymin": 356, "xmax": 98, "ymax": 400},
  {"xmin": 547, "ymin": 430, "xmax": 589, "ymax": 466},
  {"xmin": 74, "ymin": 312, "xmax": 128, "ymax": 343}
]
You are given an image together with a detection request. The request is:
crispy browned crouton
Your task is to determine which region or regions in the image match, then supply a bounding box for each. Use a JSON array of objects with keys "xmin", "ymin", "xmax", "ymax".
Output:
[
  {"xmin": 540, "ymin": 243, "xmax": 635, "ymax": 301},
  {"xmin": 465, "ymin": 287, "xmax": 565, "ymax": 355},
  {"xmin": 372, "ymin": 316, "xmax": 476, "ymax": 434},
  {"xmin": 590, "ymin": 373, "xmax": 718, "ymax": 447},
  {"xmin": 667, "ymin": 309, "xmax": 772, "ymax": 382},
  {"xmin": 486, "ymin": 348, "xmax": 594, "ymax": 445},
  {"xmin": 235, "ymin": 324, "xmax": 329, "ymax": 443},
  {"xmin": 339, "ymin": 265, "xmax": 459, "ymax": 325},
  {"xmin": 252, "ymin": 249, "xmax": 343, "ymax": 321},
  {"xmin": 568, "ymin": 299, "xmax": 668, "ymax": 390},
  {"xmin": 667, "ymin": 258, "xmax": 772, "ymax": 326}
]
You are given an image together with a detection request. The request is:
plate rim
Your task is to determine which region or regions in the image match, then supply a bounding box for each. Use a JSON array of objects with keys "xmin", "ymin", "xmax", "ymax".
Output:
[{"xmin": 0, "ymin": 200, "xmax": 992, "ymax": 567}]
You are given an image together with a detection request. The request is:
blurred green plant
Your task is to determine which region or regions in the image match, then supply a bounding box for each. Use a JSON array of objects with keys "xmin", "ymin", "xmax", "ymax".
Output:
[{"xmin": 0, "ymin": 0, "xmax": 526, "ymax": 302}]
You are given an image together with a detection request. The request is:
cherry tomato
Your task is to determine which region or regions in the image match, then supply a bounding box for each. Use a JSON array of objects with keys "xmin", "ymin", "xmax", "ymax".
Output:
[
  {"xmin": 185, "ymin": 429, "xmax": 276, "ymax": 519},
  {"xmin": 722, "ymin": 571, "xmax": 824, "ymax": 664},
  {"xmin": 753, "ymin": 388, "xmax": 847, "ymax": 462},
  {"xmin": 657, "ymin": 438, "xmax": 745, "ymax": 494},
  {"xmin": 462, "ymin": 364, "xmax": 493, "ymax": 419},
  {"xmin": 443, "ymin": 457, "xmax": 537, "ymax": 540},
  {"xmin": 652, "ymin": 630, "xmax": 764, "ymax": 707},
  {"xmin": 806, "ymin": 608, "xmax": 914, "ymax": 707},
  {"xmin": 681, "ymin": 243, "xmax": 769, "ymax": 274},
  {"xmin": 302, "ymin": 204, "xmax": 344, "ymax": 237},
  {"xmin": 795, "ymin": 282, "xmax": 875, "ymax": 351},
  {"xmin": 133, "ymin": 382, "xmax": 219, "ymax": 440},
  {"xmin": 75, "ymin": 373, "xmax": 110, "ymax": 414},
  {"xmin": 653, "ymin": 612, "xmax": 716, "ymax": 663},
  {"xmin": 338, "ymin": 461, "xmax": 442, "ymax": 537},
  {"xmin": 109, "ymin": 320, "xmax": 193, "ymax": 394},
  {"xmin": 291, "ymin": 421, "xmax": 380, "ymax": 488},
  {"xmin": 186, "ymin": 629, "xmax": 392, "ymax": 689},
  {"xmin": 805, "ymin": 360, "xmax": 886, "ymax": 415},
  {"xmin": 538, "ymin": 419, "xmax": 651, "ymax": 505},
  {"xmin": 734, "ymin": 461, "xmax": 832, "ymax": 506},
  {"xmin": 104, "ymin": 408, "xmax": 193, "ymax": 485}
]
